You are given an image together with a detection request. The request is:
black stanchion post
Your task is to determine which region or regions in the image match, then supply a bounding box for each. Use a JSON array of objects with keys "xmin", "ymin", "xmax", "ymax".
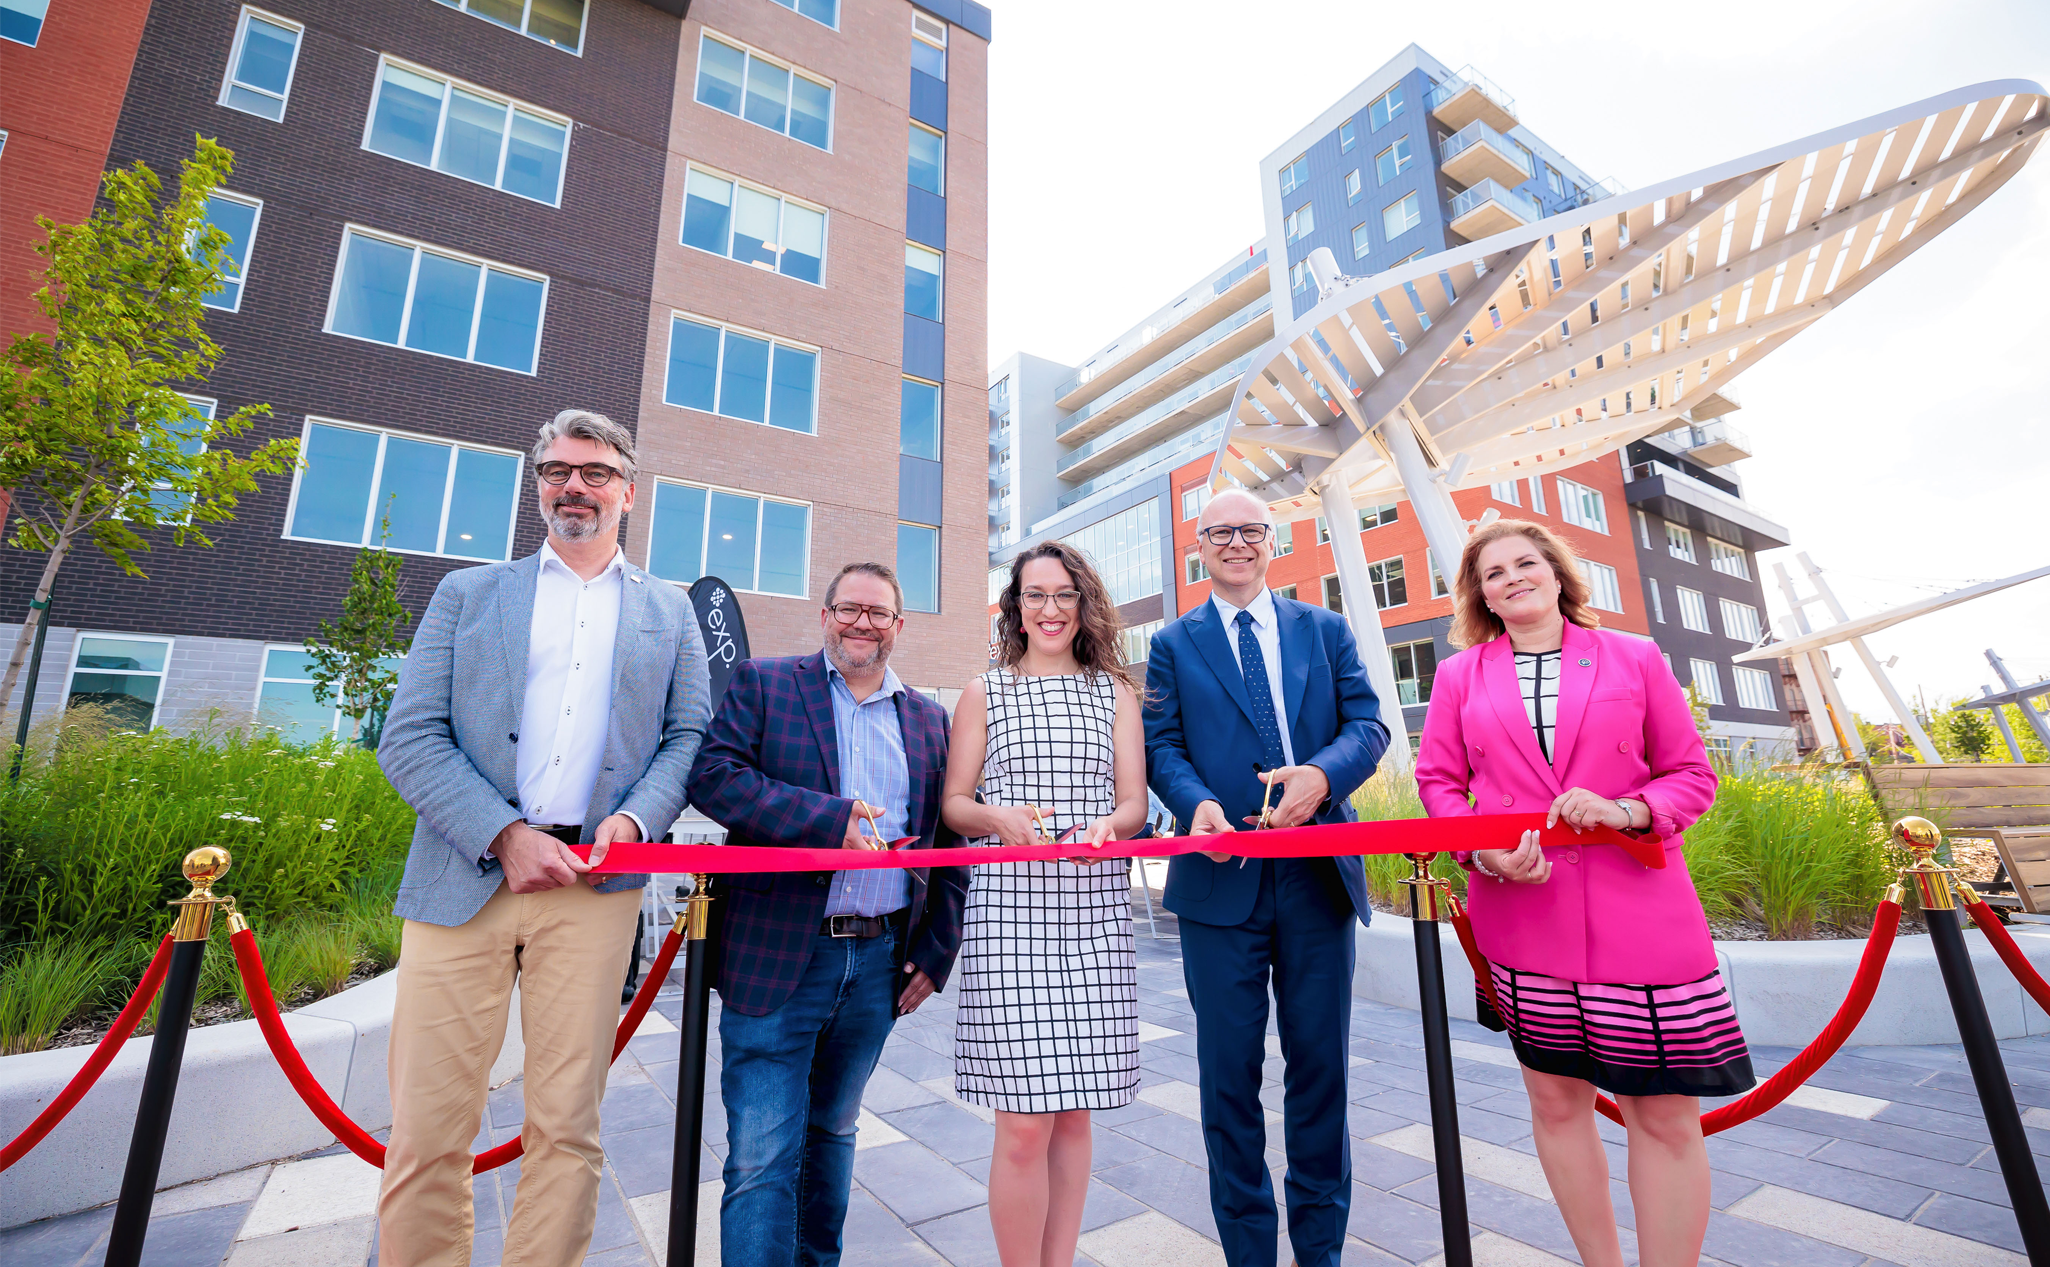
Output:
[
  {"xmin": 668, "ymin": 874, "xmax": 715, "ymax": 1267},
  {"xmin": 1401, "ymin": 853, "xmax": 1473, "ymax": 1267},
  {"xmin": 105, "ymin": 848, "xmax": 234, "ymax": 1267},
  {"xmin": 1895, "ymin": 818, "xmax": 2050, "ymax": 1263}
]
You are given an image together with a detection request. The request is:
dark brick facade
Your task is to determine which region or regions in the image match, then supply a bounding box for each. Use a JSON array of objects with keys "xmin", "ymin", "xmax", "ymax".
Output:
[{"xmin": 1, "ymin": 0, "xmax": 683, "ymax": 642}]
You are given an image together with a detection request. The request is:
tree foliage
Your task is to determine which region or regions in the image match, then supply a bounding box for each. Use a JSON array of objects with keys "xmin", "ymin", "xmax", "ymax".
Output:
[{"xmin": 303, "ymin": 513, "xmax": 415, "ymax": 746}]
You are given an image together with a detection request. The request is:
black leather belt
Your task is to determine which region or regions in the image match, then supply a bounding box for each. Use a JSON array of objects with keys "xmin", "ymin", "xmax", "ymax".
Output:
[
  {"xmin": 822, "ymin": 914, "xmax": 889, "ymax": 939},
  {"xmin": 534, "ymin": 824, "xmax": 582, "ymax": 845}
]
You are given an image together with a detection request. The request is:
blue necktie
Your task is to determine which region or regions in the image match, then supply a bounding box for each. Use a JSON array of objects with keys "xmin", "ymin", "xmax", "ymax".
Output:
[{"xmin": 1236, "ymin": 610, "xmax": 1287, "ymax": 771}]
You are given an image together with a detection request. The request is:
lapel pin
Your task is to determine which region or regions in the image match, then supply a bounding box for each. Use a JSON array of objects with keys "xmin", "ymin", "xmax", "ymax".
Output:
[{"xmin": 1578, "ymin": 658, "xmax": 1591, "ymax": 667}]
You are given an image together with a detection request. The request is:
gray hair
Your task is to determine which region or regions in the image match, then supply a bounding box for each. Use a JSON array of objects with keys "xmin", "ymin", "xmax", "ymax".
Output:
[{"xmin": 533, "ymin": 409, "xmax": 637, "ymax": 479}]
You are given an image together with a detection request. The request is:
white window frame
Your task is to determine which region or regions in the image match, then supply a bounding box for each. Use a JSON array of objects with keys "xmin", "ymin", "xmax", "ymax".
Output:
[
  {"xmin": 1369, "ymin": 85, "xmax": 1403, "ymax": 130},
  {"xmin": 1180, "ymin": 485, "xmax": 1209, "ymax": 521},
  {"xmin": 1676, "ymin": 585, "xmax": 1710, "ymax": 633},
  {"xmin": 645, "ymin": 477, "xmax": 814, "ymax": 598},
  {"xmin": 1375, "ymin": 136, "xmax": 1412, "ymax": 185},
  {"xmin": 361, "ymin": 56, "xmax": 574, "ymax": 206},
  {"xmin": 254, "ymin": 643, "xmax": 343, "ymax": 740},
  {"xmin": 64, "ymin": 632, "xmax": 175, "ymax": 729},
  {"xmin": 1279, "ymin": 153, "xmax": 1308, "ymax": 196},
  {"xmin": 1719, "ymin": 597, "xmax": 1763, "ymax": 644},
  {"xmin": 1368, "ymin": 555, "xmax": 1407, "ymax": 609},
  {"xmin": 438, "ymin": 0, "xmax": 590, "ymax": 56},
  {"xmin": 1648, "ymin": 577, "xmax": 1665, "ymax": 622},
  {"xmin": 142, "ymin": 394, "xmax": 215, "ymax": 526},
  {"xmin": 1489, "ymin": 480, "xmax": 1520, "ymax": 506},
  {"xmin": 198, "ymin": 190, "xmax": 264, "ymax": 313},
  {"xmin": 1579, "ymin": 558, "xmax": 1623, "ymax": 613},
  {"xmin": 1321, "ymin": 574, "xmax": 1343, "ymax": 611},
  {"xmin": 1666, "ymin": 521, "xmax": 1696, "ymax": 563},
  {"xmin": 770, "ymin": 0, "xmax": 840, "ymax": 32},
  {"xmin": 1351, "ymin": 222, "xmax": 1371, "ymax": 261},
  {"xmin": 218, "ymin": 7, "xmax": 305, "ymax": 120},
  {"xmin": 1382, "ymin": 191, "xmax": 1421, "ymax": 240},
  {"xmin": 1338, "ymin": 118, "xmax": 1356, "ymax": 153},
  {"xmin": 908, "ymin": 120, "xmax": 945, "ymax": 196},
  {"xmin": 1345, "ymin": 169, "xmax": 1362, "ymax": 205},
  {"xmin": 1185, "ymin": 553, "xmax": 1208, "ymax": 585},
  {"xmin": 1556, "ymin": 477, "xmax": 1608, "ymax": 534},
  {"xmin": 1528, "ymin": 474, "xmax": 1546, "ymax": 514},
  {"xmin": 661, "ymin": 309, "xmax": 822, "ymax": 436},
  {"xmin": 1708, "ymin": 537, "xmax": 1751, "ymax": 579},
  {"xmin": 322, "ymin": 225, "xmax": 551, "ymax": 374},
  {"xmin": 905, "ymin": 241, "xmax": 944, "ymax": 321},
  {"xmin": 1733, "ymin": 665, "xmax": 1776, "ymax": 711},
  {"xmin": 1635, "ymin": 509, "xmax": 1652, "ymax": 549},
  {"xmin": 1285, "ymin": 202, "xmax": 1314, "ymax": 244},
  {"xmin": 695, "ymin": 30, "xmax": 836, "ymax": 152},
  {"xmin": 678, "ymin": 160, "xmax": 830, "ymax": 287},
  {"xmin": 279, "ymin": 415, "xmax": 524, "ymax": 560},
  {"xmin": 1689, "ymin": 658, "xmax": 1724, "ymax": 706}
]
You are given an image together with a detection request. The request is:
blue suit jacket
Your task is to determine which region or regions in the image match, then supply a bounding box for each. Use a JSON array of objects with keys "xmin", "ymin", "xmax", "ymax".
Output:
[
  {"xmin": 686, "ymin": 652, "xmax": 968, "ymax": 1017},
  {"xmin": 1143, "ymin": 595, "xmax": 1391, "ymax": 928}
]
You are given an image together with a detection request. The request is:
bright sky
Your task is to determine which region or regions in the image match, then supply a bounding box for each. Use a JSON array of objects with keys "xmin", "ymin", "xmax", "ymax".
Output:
[{"xmin": 984, "ymin": 0, "xmax": 2050, "ymax": 723}]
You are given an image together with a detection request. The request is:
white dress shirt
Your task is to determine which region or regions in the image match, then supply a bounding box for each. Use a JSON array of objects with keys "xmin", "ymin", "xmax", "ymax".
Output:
[
  {"xmin": 518, "ymin": 542, "xmax": 629, "ymax": 830},
  {"xmin": 1210, "ymin": 587, "xmax": 1295, "ymax": 766}
]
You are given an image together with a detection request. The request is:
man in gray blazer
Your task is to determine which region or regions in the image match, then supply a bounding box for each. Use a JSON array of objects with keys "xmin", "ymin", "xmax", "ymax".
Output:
[{"xmin": 375, "ymin": 409, "xmax": 710, "ymax": 1267}]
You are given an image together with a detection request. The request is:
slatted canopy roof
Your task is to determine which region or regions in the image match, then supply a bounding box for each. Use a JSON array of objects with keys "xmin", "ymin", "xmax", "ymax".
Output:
[{"xmin": 1208, "ymin": 81, "xmax": 2047, "ymax": 533}]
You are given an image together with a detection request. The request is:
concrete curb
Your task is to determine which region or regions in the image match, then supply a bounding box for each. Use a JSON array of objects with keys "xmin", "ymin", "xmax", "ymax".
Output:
[
  {"xmin": 0, "ymin": 968, "xmax": 525, "ymax": 1228},
  {"xmin": 1355, "ymin": 915, "xmax": 2050, "ymax": 1047}
]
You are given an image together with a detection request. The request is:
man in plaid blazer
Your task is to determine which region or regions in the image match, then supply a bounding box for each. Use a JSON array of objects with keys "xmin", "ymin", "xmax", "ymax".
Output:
[{"xmin": 688, "ymin": 561, "xmax": 967, "ymax": 1267}]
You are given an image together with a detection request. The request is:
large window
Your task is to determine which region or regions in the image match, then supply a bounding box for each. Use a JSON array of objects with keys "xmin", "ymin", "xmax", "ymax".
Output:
[
  {"xmin": 1338, "ymin": 118, "xmax": 1357, "ymax": 153},
  {"xmin": 66, "ymin": 635, "xmax": 172, "ymax": 731},
  {"xmin": 1733, "ymin": 665, "xmax": 1776, "ymax": 711},
  {"xmin": 1689, "ymin": 658, "xmax": 1724, "ymax": 706},
  {"xmin": 897, "ymin": 524, "xmax": 939, "ymax": 612},
  {"xmin": 219, "ymin": 8, "xmax": 303, "ymax": 120},
  {"xmin": 1708, "ymin": 537, "xmax": 1750, "ymax": 578},
  {"xmin": 1119, "ymin": 619, "xmax": 1164, "ymax": 666},
  {"xmin": 1490, "ymin": 480, "xmax": 1520, "ymax": 506},
  {"xmin": 1369, "ymin": 85, "xmax": 1404, "ymax": 130},
  {"xmin": 905, "ymin": 244, "xmax": 943, "ymax": 320},
  {"xmin": 287, "ymin": 420, "xmax": 520, "ymax": 559},
  {"xmin": 327, "ymin": 229, "xmax": 547, "ymax": 373},
  {"xmin": 1676, "ymin": 585, "xmax": 1710, "ymax": 633},
  {"xmin": 900, "ymin": 377, "xmax": 940, "ymax": 460},
  {"xmin": 647, "ymin": 480, "xmax": 809, "ymax": 596},
  {"xmin": 1279, "ymin": 154, "xmax": 1308, "ymax": 196},
  {"xmin": 1665, "ymin": 521, "xmax": 1695, "ymax": 562},
  {"xmin": 1345, "ymin": 170, "xmax": 1362, "ymax": 206},
  {"xmin": 364, "ymin": 59, "xmax": 570, "ymax": 205},
  {"xmin": 769, "ymin": 0, "xmax": 837, "ymax": 28},
  {"xmin": 1321, "ymin": 575, "xmax": 1342, "ymax": 612},
  {"xmin": 695, "ymin": 33, "xmax": 833, "ymax": 150},
  {"xmin": 1556, "ymin": 477, "xmax": 1608, "ymax": 534},
  {"xmin": 1720, "ymin": 598, "xmax": 1762, "ymax": 643},
  {"xmin": 1284, "ymin": 203, "xmax": 1315, "ymax": 244},
  {"xmin": 1186, "ymin": 553, "xmax": 1208, "ymax": 585},
  {"xmin": 1180, "ymin": 485, "xmax": 1210, "ymax": 521},
  {"xmin": 1390, "ymin": 638, "xmax": 1436, "ymax": 705},
  {"xmin": 681, "ymin": 165, "xmax": 826, "ymax": 285},
  {"xmin": 436, "ymin": 0, "xmax": 585, "ymax": 52},
  {"xmin": 1648, "ymin": 578, "xmax": 1665, "ymax": 623},
  {"xmin": 908, "ymin": 123, "xmax": 944, "ymax": 195},
  {"xmin": 1351, "ymin": 223, "xmax": 1372, "ymax": 261},
  {"xmin": 146, "ymin": 396, "xmax": 214, "ymax": 521},
  {"xmin": 255, "ymin": 647, "xmax": 404, "ymax": 743},
  {"xmin": 1375, "ymin": 137, "xmax": 1412, "ymax": 185},
  {"xmin": 1382, "ymin": 192, "xmax": 1420, "ymax": 241},
  {"xmin": 1317, "ymin": 501, "xmax": 1396, "ymax": 542},
  {"xmin": 1062, "ymin": 501, "xmax": 1161, "ymax": 606},
  {"xmin": 1580, "ymin": 559, "xmax": 1623, "ymax": 613},
  {"xmin": 1369, "ymin": 557, "xmax": 1407, "ymax": 608},
  {"xmin": 1529, "ymin": 475, "xmax": 1546, "ymax": 514},
  {"xmin": 196, "ymin": 193, "xmax": 263, "ymax": 312},
  {"xmin": 664, "ymin": 314, "xmax": 818, "ymax": 434},
  {"xmin": 2, "ymin": 0, "xmax": 47, "ymax": 45}
]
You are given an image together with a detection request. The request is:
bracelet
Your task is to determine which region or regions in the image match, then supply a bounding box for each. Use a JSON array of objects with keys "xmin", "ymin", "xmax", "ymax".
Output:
[{"xmin": 1472, "ymin": 851, "xmax": 1504, "ymax": 881}]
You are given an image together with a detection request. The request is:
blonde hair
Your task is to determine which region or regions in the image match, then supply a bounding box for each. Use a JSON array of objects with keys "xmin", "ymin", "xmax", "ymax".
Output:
[{"xmin": 1448, "ymin": 519, "xmax": 1603, "ymax": 649}]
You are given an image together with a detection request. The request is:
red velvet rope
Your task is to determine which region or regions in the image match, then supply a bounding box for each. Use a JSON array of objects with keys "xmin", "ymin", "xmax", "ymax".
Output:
[
  {"xmin": 1964, "ymin": 897, "xmax": 2050, "ymax": 1017},
  {"xmin": 231, "ymin": 921, "xmax": 687, "ymax": 1173},
  {"xmin": 1449, "ymin": 901, "xmax": 1901, "ymax": 1135},
  {"xmin": 0, "ymin": 934, "xmax": 177, "ymax": 1173}
]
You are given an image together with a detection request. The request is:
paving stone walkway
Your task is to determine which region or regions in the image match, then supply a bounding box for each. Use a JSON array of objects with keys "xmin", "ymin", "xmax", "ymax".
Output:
[{"xmin": 7, "ymin": 881, "xmax": 2050, "ymax": 1266}]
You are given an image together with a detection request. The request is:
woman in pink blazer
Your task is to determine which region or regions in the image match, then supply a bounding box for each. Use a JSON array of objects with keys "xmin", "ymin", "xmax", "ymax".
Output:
[{"xmin": 1416, "ymin": 519, "xmax": 1749, "ymax": 1267}]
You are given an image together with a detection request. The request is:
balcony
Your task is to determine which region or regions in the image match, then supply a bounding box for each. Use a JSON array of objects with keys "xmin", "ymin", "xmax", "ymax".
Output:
[
  {"xmin": 1439, "ymin": 120, "xmax": 1532, "ymax": 191},
  {"xmin": 1676, "ymin": 419, "xmax": 1752, "ymax": 466},
  {"xmin": 1427, "ymin": 66, "xmax": 1517, "ymax": 134},
  {"xmin": 1448, "ymin": 179, "xmax": 1541, "ymax": 241},
  {"xmin": 1625, "ymin": 460, "xmax": 1789, "ymax": 553},
  {"xmin": 1054, "ymin": 299, "xmax": 1273, "ymax": 446},
  {"xmin": 1056, "ymin": 356, "xmax": 1249, "ymax": 483},
  {"xmin": 1053, "ymin": 259, "xmax": 1270, "ymax": 412},
  {"xmin": 1689, "ymin": 382, "xmax": 1743, "ymax": 419}
]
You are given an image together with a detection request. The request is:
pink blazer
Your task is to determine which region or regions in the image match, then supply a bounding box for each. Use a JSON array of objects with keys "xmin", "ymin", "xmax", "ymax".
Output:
[{"xmin": 1415, "ymin": 623, "xmax": 1719, "ymax": 985}]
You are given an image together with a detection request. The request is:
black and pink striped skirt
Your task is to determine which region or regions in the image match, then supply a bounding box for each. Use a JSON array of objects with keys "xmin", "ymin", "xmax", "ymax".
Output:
[{"xmin": 1476, "ymin": 963, "xmax": 1756, "ymax": 1099}]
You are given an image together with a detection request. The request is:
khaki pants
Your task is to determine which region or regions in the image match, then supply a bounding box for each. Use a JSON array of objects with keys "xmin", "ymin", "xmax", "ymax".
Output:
[{"xmin": 378, "ymin": 880, "xmax": 641, "ymax": 1267}]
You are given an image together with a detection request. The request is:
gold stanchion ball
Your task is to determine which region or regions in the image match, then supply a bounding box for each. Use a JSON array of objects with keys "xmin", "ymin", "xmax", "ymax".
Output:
[
  {"xmin": 1893, "ymin": 816, "xmax": 1942, "ymax": 851},
  {"xmin": 183, "ymin": 846, "xmax": 233, "ymax": 887}
]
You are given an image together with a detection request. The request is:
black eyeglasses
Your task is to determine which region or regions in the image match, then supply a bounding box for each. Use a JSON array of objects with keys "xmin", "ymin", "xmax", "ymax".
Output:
[
  {"xmin": 827, "ymin": 603, "xmax": 901, "ymax": 627},
  {"xmin": 535, "ymin": 461, "xmax": 625, "ymax": 488},
  {"xmin": 1200, "ymin": 524, "xmax": 1271, "ymax": 546}
]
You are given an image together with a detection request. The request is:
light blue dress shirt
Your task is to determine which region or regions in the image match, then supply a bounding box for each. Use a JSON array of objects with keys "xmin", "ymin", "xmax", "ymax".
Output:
[
  {"xmin": 823, "ymin": 661, "xmax": 912, "ymax": 917},
  {"xmin": 1210, "ymin": 588, "xmax": 1296, "ymax": 765}
]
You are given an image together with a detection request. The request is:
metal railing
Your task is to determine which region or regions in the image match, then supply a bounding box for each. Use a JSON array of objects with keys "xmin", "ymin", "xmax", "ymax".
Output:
[
  {"xmin": 1055, "ymin": 300, "xmax": 1270, "ymax": 437},
  {"xmin": 1439, "ymin": 120, "xmax": 1532, "ymax": 180},
  {"xmin": 1057, "ymin": 418, "xmax": 1228, "ymax": 510},
  {"xmin": 1425, "ymin": 65, "xmax": 1517, "ymax": 120},
  {"xmin": 1053, "ymin": 252, "xmax": 1268, "ymax": 401},
  {"xmin": 1448, "ymin": 179, "xmax": 1542, "ymax": 228},
  {"xmin": 1056, "ymin": 355, "xmax": 1252, "ymax": 475}
]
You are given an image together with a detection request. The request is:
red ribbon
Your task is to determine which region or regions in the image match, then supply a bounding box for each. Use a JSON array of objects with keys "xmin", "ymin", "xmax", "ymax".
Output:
[{"xmin": 575, "ymin": 813, "xmax": 1666, "ymax": 872}]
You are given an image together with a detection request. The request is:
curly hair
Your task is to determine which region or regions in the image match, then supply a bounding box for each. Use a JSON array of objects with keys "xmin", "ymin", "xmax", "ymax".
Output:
[
  {"xmin": 993, "ymin": 540, "xmax": 1140, "ymax": 692},
  {"xmin": 1448, "ymin": 519, "xmax": 1603, "ymax": 649}
]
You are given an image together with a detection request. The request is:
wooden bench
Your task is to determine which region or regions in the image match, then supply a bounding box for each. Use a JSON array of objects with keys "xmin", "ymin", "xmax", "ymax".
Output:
[{"xmin": 1869, "ymin": 764, "xmax": 2050, "ymax": 912}]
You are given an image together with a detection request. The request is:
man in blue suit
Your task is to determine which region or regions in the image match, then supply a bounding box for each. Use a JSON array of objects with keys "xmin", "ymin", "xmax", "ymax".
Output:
[{"xmin": 1144, "ymin": 488, "xmax": 1390, "ymax": 1267}]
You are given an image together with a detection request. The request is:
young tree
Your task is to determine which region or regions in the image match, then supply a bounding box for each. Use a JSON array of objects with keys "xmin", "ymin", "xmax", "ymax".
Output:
[
  {"xmin": 0, "ymin": 136, "xmax": 299, "ymax": 712},
  {"xmin": 303, "ymin": 510, "xmax": 414, "ymax": 746}
]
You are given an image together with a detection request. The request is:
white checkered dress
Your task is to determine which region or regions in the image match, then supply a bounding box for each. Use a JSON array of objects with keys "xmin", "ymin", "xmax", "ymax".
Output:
[{"xmin": 953, "ymin": 670, "xmax": 1139, "ymax": 1113}]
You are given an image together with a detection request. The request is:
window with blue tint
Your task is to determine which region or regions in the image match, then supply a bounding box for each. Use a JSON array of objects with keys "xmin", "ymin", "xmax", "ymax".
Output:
[
  {"xmin": 905, "ymin": 244, "xmax": 942, "ymax": 320},
  {"xmin": 146, "ymin": 397, "xmax": 214, "ymax": 519},
  {"xmin": 730, "ymin": 185, "xmax": 780, "ymax": 269},
  {"xmin": 758, "ymin": 500, "xmax": 808, "ymax": 596},
  {"xmin": 900, "ymin": 377, "xmax": 940, "ymax": 459},
  {"xmin": 696, "ymin": 34, "xmax": 832, "ymax": 151},
  {"xmin": 678, "ymin": 166, "xmax": 827, "ymax": 285},
  {"xmin": 1351, "ymin": 222, "xmax": 1371, "ymax": 260},
  {"xmin": 897, "ymin": 524, "xmax": 938, "ymax": 613},
  {"xmin": 647, "ymin": 483, "xmax": 707, "ymax": 583},
  {"xmin": 1375, "ymin": 137, "xmax": 1412, "ymax": 185},
  {"xmin": 682, "ymin": 170, "xmax": 734, "ymax": 256},
  {"xmin": 67, "ymin": 635, "xmax": 171, "ymax": 731},
  {"xmin": 256, "ymin": 648, "xmax": 339, "ymax": 744},
  {"xmin": 1339, "ymin": 117, "xmax": 1357, "ymax": 153},
  {"xmin": 769, "ymin": 0, "xmax": 836, "ymax": 27},
  {"xmin": 664, "ymin": 317, "xmax": 720, "ymax": 412},
  {"xmin": 706, "ymin": 491, "xmax": 759, "ymax": 585},
  {"xmin": 438, "ymin": 88, "xmax": 505, "ymax": 185},
  {"xmin": 719, "ymin": 332, "xmax": 771, "ymax": 423},
  {"xmin": 780, "ymin": 203, "xmax": 824, "ymax": 284},
  {"xmin": 912, "ymin": 33, "xmax": 946, "ymax": 81},
  {"xmin": 908, "ymin": 124, "xmax": 944, "ymax": 194},
  {"xmin": 220, "ymin": 9, "xmax": 303, "ymax": 120},
  {"xmin": 366, "ymin": 65, "xmax": 443, "ymax": 166},
  {"xmin": 290, "ymin": 420, "xmax": 519, "ymax": 556},
  {"xmin": 1344, "ymin": 170, "xmax": 1361, "ymax": 207},
  {"xmin": 1278, "ymin": 154, "xmax": 1308, "ymax": 196},
  {"xmin": 329, "ymin": 231, "xmax": 547, "ymax": 372},
  {"xmin": 1382, "ymin": 192, "xmax": 1420, "ymax": 240},
  {"xmin": 437, "ymin": 0, "xmax": 586, "ymax": 54},
  {"xmin": 1, "ymin": 0, "xmax": 50, "ymax": 46},
  {"xmin": 768, "ymin": 345, "xmax": 816, "ymax": 434},
  {"xmin": 196, "ymin": 194, "xmax": 262, "ymax": 311},
  {"xmin": 502, "ymin": 113, "xmax": 567, "ymax": 202},
  {"xmin": 1368, "ymin": 85, "xmax": 1404, "ymax": 131},
  {"xmin": 366, "ymin": 61, "xmax": 570, "ymax": 204}
]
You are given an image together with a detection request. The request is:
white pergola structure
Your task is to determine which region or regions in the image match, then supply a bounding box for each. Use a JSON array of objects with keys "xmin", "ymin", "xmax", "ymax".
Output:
[{"xmin": 1205, "ymin": 81, "xmax": 2045, "ymax": 771}]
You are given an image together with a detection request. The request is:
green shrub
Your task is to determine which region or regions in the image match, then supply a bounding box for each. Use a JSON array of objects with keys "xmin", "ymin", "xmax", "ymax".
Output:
[
  {"xmin": 0, "ymin": 939, "xmax": 116, "ymax": 1055},
  {"xmin": 1351, "ymin": 768, "xmax": 1465, "ymax": 916},
  {"xmin": 1681, "ymin": 764, "xmax": 1899, "ymax": 937}
]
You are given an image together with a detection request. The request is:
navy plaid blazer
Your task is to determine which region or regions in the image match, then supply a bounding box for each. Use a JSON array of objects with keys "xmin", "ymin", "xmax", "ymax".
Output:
[{"xmin": 686, "ymin": 651, "xmax": 967, "ymax": 1017}]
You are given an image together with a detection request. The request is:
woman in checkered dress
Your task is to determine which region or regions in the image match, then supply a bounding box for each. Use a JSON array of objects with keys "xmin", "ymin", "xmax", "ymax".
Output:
[{"xmin": 942, "ymin": 540, "xmax": 1149, "ymax": 1267}]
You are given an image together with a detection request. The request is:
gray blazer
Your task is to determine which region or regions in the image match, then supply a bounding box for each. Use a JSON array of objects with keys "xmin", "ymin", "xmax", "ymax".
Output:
[{"xmin": 379, "ymin": 550, "xmax": 712, "ymax": 927}]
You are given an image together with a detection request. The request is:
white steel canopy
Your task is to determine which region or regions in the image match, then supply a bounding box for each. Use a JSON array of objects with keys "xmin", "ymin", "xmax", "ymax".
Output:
[{"xmin": 1204, "ymin": 82, "xmax": 2045, "ymax": 767}]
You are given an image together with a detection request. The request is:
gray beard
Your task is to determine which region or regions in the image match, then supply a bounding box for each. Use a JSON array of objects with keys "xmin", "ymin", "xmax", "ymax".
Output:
[
  {"xmin": 824, "ymin": 632, "xmax": 889, "ymax": 676},
  {"xmin": 546, "ymin": 504, "xmax": 615, "ymax": 542}
]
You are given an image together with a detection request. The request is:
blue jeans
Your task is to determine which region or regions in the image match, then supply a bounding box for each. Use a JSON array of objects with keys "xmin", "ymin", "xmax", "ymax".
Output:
[{"xmin": 719, "ymin": 927, "xmax": 899, "ymax": 1267}]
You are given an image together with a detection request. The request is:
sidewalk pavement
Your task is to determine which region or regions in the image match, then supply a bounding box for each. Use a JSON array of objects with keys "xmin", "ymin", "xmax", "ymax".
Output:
[{"xmin": 6, "ymin": 883, "xmax": 2048, "ymax": 1266}]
